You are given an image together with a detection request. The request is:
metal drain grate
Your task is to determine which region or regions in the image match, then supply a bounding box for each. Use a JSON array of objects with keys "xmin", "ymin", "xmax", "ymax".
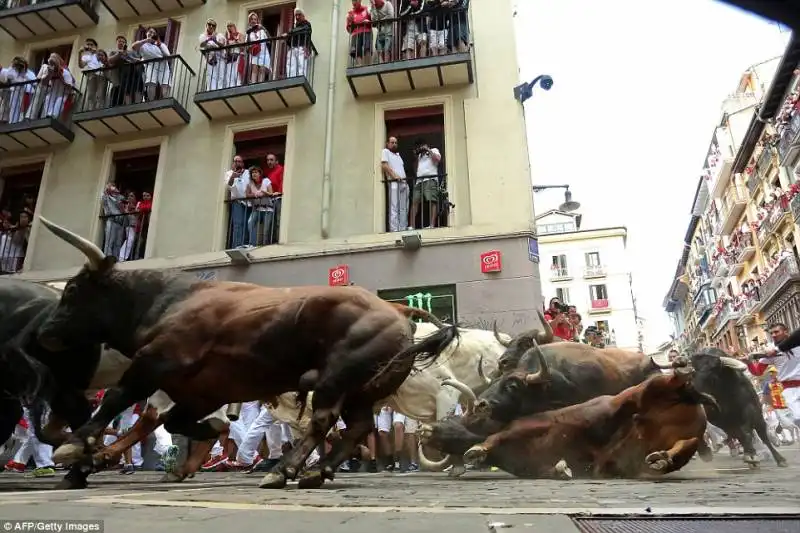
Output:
[{"xmin": 573, "ymin": 517, "xmax": 800, "ymax": 533}]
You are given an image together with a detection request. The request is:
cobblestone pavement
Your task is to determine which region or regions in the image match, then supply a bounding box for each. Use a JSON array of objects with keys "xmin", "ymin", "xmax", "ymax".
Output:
[{"xmin": 0, "ymin": 447, "xmax": 797, "ymax": 533}]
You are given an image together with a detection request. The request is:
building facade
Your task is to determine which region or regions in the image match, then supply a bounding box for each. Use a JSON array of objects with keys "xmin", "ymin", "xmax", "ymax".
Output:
[
  {"xmin": 536, "ymin": 210, "xmax": 643, "ymax": 352},
  {"xmin": 0, "ymin": 0, "xmax": 545, "ymax": 332},
  {"xmin": 664, "ymin": 37, "xmax": 800, "ymax": 354}
]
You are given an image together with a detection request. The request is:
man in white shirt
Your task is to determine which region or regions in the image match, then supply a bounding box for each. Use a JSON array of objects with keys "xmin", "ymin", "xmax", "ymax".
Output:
[
  {"xmin": 409, "ymin": 139, "xmax": 442, "ymax": 229},
  {"xmin": 381, "ymin": 136, "xmax": 408, "ymax": 232},
  {"xmin": 79, "ymin": 38, "xmax": 105, "ymax": 110},
  {"xmin": 749, "ymin": 322, "xmax": 800, "ymax": 425},
  {"xmin": 224, "ymin": 155, "xmax": 251, "ymax": 248}
]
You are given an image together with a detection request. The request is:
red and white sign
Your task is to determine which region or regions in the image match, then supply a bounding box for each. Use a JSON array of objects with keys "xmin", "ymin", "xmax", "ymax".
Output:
[
  {"xmin": 328, "ymin": 265, "xmax": 350, "ymax": 286},
  {"xmin": 591, "ymin": 299, "xmax": 609, "ymax": 309},
  {"xmin": 480, "ymin": 250, "xmax": 502, "ymax": 273}
]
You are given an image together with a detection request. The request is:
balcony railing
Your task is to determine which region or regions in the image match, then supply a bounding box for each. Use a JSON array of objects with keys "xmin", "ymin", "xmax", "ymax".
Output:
[
  {"xmin": 72, "ymin": 55, "xmax": 194, "ymax": 137},
  {"xmin": 590, "ymin": 298, "xmax": 609, "ymax": 310},
  {"xmin": 0, "ymin": 226, "xmax": 30, "ymax": 274},
  {"xmin": 792, "ymin": 194, "xmax": 800, "ymax": 224},
  {"xmin": 345, "ymin": 6, "xmax": 473, "ymax": 97},
  {"xmin": 718, "ymin": 185, "xmax": 748, "ymax": 236},
  {"xmin": 754, "ymin": 147, "xmax": 773, "ymax": 180},
  {"xmin": 711, "ymin": 255, "xmax": 730, "ymax": 281},
  {"xmin": 549, "ymin": 267, "xmax": 570, "ymax": 280},
  {"xmin": 734, "ymin": 291, "xmax": 760, "ymax": 325},
  {"xmin": 732, "ymin": 230, "xmax": 756, "ymax": 265},
  {"xmin": 716, "ymin": 301, "xmax": 741, "ymax": 329},
  {"xmin": 98, "ymin": 210, "xmax": 151, "ymax": 262},
  {"xmin": 778, "ymin": 112, "xmax": 800, "ymax": 163},
  {"xmin": 762, "ymin": 202, "xmax": 790, "ymax": 237},
  {"xmin": 384, "ymin": 174, "xmax": 452, "ymax": 233},
  {"xmin": 583, "ymin": 264, "xmax": 606, "ymax": 278},
  {"xmin": 760, "ymin": 254, "xmax": 800, "ymax": 306},
  {"xmin": 0, "ymin": 0, "xmax": 98, "ymax": 39},
  {"xmin": 224, "ymin": 194, "xmax": 282, "ymax": 249},
  {"xmin": 745, "ymin": 170, "xmax": 760, "ymax": 195},
  {"xmin": 194, "ymin": 34, "xmax": 318, "ymax": 120},
  {"xmin": 0, "ymin": 77, "xmax": 78, "ymax": 151}
]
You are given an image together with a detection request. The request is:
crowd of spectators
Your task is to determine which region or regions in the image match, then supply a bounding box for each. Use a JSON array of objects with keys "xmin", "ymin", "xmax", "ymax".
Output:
[{"xmin": 543, "ymin": 296, "xmax": 610, "ymax": 348}]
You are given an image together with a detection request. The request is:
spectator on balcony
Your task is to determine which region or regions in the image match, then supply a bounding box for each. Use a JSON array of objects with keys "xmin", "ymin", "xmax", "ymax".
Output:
[
  {"xmin": 118, "ymin": 192, "xmax": 140, "ymax": 261},
  {"xmin": 246, "ymin": 11, "xmax": 271, "ymax": 84},
  {"xmin": 224, "ymin": 22, "xmax": 245, "ymax": 88},
  {"xmin": 284, "ymin": 8, "xmax": 312, "ymax": 78},
  {"xmin": 369, "ymin": 0, "xmax": 395, "ymax": 64},
  {"xmin": 264, "ymin": 153, "xmax": 283, "ymax": 243},
  {"xmin": 424, "ymin": 0, "xmax": 450, "ymax": 57},
  {"xmin": 108, "ymin": 35, "xmax": 144, "ymax": 106},
  {"xmin": 409, "ymin": 139, "xmax": 441, "ymax": 230},
  {"xmin": 0, "ymin": 211, "xmax": 30, "ymax": 273},
  {"xmin": 246, "ymin": 167, "xmax": 275, "ymax": 247},
  {"xmin": 382, "ymin": 136, "xmax": 409, "ymax": 232},
  {"xmin": 347, "ymin": 0, "xmax": 372, "ymax": 67},
  {"xmin": 133, "ymin": 28, "xmax": 172, "ymax": 102},
  {"xmin": 133, "ymin": 191, "xmax": 153, "ymax": 260},
  {"xmin": 399, "ymin": 0, "xmax": 428, "ymax": 60},
  {"xmin": 225, "ymin": 155, "xmax": 251, "ymax": 248},
  {"xmin": 29, "ymin": 53, "xmax": 74, "ymax": 120},
  {"xmin": 100, "ymin": 183, "xmax": 127, "ymax": 259},
  {"xmin": 448, "ymin": 0, "xmax": 470, "ymax": 53},
  {"xmin": 0, "ymin": 56, "xmax": 35, "ymax": 124},
  {"xmin": 80, "ymin": 38, "xmax": 106, "ymax": 111},
  {"xmin": 199, "ymin": 18, "xmax": 227, "ymax": 92}
]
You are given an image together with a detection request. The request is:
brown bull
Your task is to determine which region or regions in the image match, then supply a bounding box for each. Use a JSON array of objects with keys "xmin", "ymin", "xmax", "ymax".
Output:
[{"xmin": 460, "ymin": 358, "xmax": 715, "ymax": 479}]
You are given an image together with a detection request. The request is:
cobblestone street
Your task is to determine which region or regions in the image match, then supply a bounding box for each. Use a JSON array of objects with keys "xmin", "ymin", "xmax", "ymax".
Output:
[{"xmin": 0, "ymin": 447, "xmax": 797, "ymax": 533}]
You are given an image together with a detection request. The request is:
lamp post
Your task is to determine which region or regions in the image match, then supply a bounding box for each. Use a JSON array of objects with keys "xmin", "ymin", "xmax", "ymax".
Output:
[
  {"xmin": 532, "ymin": 184, "xmax": 581, "ymax": 212},
  {"xmin": 513, "ymin": 75, "xmax": 554, "ymax": 104}
]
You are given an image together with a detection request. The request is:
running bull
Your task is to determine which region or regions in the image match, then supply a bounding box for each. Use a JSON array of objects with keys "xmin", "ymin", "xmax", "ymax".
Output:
[
  {"xmin": 453, "ymin": 354, "xmax": 715, "ymax": 479},
  {"xmin": 35, "ymin": 217, "xmax": 457, "ymax": 489}
]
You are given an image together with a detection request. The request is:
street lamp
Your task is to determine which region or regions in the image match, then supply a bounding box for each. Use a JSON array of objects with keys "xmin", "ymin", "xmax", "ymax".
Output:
[
  {"xmin": 513, "ymin": 75, "xmax": 554, "ymax": 104},
  {"xmin": 532, "ymin": 184, "xmax": 581, "ymax": 212}
]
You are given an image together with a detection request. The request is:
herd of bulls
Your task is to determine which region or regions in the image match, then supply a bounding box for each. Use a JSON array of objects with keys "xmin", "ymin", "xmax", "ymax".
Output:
[{"xmin": 0, "ymin": 217, "xmax": 787, "ymax": 492}]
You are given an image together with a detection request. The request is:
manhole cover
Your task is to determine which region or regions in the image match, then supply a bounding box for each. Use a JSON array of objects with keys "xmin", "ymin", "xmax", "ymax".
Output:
[{"xmin": 573, "ymin": 517, "xmax": 800, "ymax": 533}]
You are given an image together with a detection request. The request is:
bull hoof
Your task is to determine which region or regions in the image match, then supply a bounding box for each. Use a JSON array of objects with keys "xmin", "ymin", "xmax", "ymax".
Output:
[
  {"xmin": 463, "ymin": 445, "xmax": 488, "ymax": 465},
  {"xmin": 418, "ymin": 424, "xmax": 433, "ymax": 441},
  {"xmin": 698, "ymin": 448, "xmax": 714, "ymax": 462},
  {"xmin": 160, "ymin": 472, "xmax": 186, "ymax": 483},
  {"xmin": 645, "ymin": 451, "xmax": 673, "ymax": 474},
  {"xmin": 554, "ymin": 459, "xmax": 573, "ymax": 480},
  {"xmin": 258, "ymin": 471, "xmax": 287, "ymax": 489},
  {"xmin": 321, "ymin": 465, "xmax": 336, "ymax": 481},
  {"xmin": 777, "ymin": 459, "xmax": 789, "ymax": 468},
  {"xmin": 743, "ymin": 454, "xmax": 760, "ymax": 466},
  {"xmin": 53, "ymin": 443, "xmax": 86, "ymax": 466},
  {"xmin": 297, "ymin": 471, "xmax": 324, "ymax": 489},
  {"xmin": 448, "ymin": 464, "xmax": 467, "ymax": 477}
]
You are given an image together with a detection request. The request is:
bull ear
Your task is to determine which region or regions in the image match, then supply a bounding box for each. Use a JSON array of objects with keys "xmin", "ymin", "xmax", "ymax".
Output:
[{"xmin": 100, "ymin": 255, "xmax": 117, "ymax": 272}]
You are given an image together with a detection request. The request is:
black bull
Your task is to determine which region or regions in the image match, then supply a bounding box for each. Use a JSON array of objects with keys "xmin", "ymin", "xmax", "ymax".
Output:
[
  {"xmin": 33, "ymin": 216, "xmax": 458, "ymax": 490},
  {"xmin": 0, "ymin": 278, "xmax": 103, "ymax": 489}
]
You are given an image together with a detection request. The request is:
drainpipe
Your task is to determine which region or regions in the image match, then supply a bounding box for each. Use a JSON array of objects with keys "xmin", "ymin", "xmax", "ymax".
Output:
[{"xmin": 320, "ymin": 0, "xmax": 341, "ymax": 239}]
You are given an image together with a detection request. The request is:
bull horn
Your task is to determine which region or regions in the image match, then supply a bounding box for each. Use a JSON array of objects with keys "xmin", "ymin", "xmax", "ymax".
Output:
[
  {"xmin": 441, "ymin": 378, "xmax": 477, "ymax": 412},
  {"xmin": 477, "ymin": 355, "xmax": 492, "ymax": 385},
  {"xmin": 720, "ymin": 356, "xmax": 748, "ymax": 372},
  {"xmin": 38, "ymin": 216, "xmax": 105, "ymax": 271},
  {"xmin": 417, "ymin": 443, "xmax": 452, "ymax": 471},
  {"xmin": 492, "ymin": 321, "xmax": 511, "ymax": 347},
  {"xmin": 536, "ymin": 310, "xmax": 554, "ymax": 344},
  {"xmin": 226, "ymin": 403, "xmax": 242, "ymax": 421},
  {"xmin": 523, "ymin": 339, "xmax": 551, "ymax": 385},
  {"xmin": 651, "ymin": 357, "xmax": 673, "ymax": 370}
]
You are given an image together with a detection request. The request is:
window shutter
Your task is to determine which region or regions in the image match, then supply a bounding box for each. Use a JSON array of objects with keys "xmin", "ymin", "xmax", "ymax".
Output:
[
  {"xmin": 135, "ymin": 25, "xmax": 147, "ymax": 41},
  {"xmin": 165, "ymin": 18, "xmax": 181, "ymax": 53}
]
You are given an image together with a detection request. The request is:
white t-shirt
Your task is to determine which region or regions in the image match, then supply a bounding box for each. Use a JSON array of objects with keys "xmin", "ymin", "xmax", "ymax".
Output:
[
  {"xmin": 416, "ymin": 147, "xmax": 440, "ymax": 179},
  {"xmin": 81, "ymin": 52, "xmax": 103, "ymax": 71},
  {"xmin": 381, "ymin": 148, "xmax": 406, "ymax": 181},
  {"xmin": 225, "ymin": 168, "xmax": 250, "ymax": 200},
  {"xmin": 761, "ymin": 345, "xmax": 800, "ymax": 382}
]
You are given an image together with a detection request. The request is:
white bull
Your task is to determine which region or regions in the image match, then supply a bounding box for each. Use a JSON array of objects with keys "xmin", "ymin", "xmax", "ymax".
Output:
[{"xmin": 265, "ymin": 321, "xmax": 513, "ymax": 476}]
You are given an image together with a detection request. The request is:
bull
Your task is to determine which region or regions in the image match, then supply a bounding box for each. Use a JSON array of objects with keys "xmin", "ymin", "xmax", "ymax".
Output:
[
  {"xmin": 689, "ymin": 347, "xmax": 787, "ymax": 468},
  {"xmin": 451, "ymin": 354, "xmax": 715, "ymax": 479},
  {"xmin": 35, "ymin": 217, "xmax": 457, "ymax": 490}
]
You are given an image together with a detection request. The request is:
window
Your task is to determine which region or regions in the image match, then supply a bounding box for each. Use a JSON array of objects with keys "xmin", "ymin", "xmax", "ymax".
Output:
[
  {"xmin": 0, "ymin": 163, "xmax": 42, "ymax": 274},
  {"xmin": 225, "ymin": 127, "xmax": 288, "ymax": 249},
  {"xmin": 551, "ymin": 254, "xmax": 568, "ymax": 277},
  {"xmin": 98, "ymin": 148, "xmax": 158, "ymax": 262},
  {"xmin": 585, "ymin": 252, "xmax": 601, "ymax": 267},
  {"xmin": 555, "ymin": 287, "xmax": 570, "ymax": 304},
  {"xmin": 383, "ymin": 105, "xmax": 450, "ymax": 232},
  {"xmin": 30, "ymin": 43, "xmax": 73, "ymax": 72},
  {"xmin": 589, "ymin": 284, "xmax": 608, "ymax": 301},
  {"xmin": 378, "ymin": 284, "xmax": 457, "ymax": 324},
  {"xmin": 135, "ymin": 19, "xmax": 181, "ymax": 54}
]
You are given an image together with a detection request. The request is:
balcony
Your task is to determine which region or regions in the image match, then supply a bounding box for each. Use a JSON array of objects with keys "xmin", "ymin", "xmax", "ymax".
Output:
[
  {"xmin": 754, "ymin": 147, "xmax": 773, "ymax": 181},
  {"xmin": 729, "ymin": 234, "xmax": 755, "ymax": 277},
  {"xmin": 717, "ymin": 185, "xmax": 748, "ymax": 236},
  {"xmin": 735, "ymin": 293, "xmax": 761, "ymax": 326},
  {"xmin": 778, "ymin": 111, "xmax": 800, "ymax": 164},
  {"xmin": 99, "ymin": 0, "xmax": 203, "ymax": 20},
  {"xmin": 383, "ymin": 175, "xmax": 452, "ymax": 234},
  {"xmin": 0, "ymin": 0, "xmax": 98, "ymax": 39},
  {"xmin": 194, "ymin": 35, "xmax": 318, "ymax": 121},
  {"xmin": 345, "ymin": 8, "xmax": 473, "ymax": 98},
  {"xmin": 583, "ymin": 264, "xmax": 606, "ymax": 278},
  {"xmin": 71, "ymin": 56, "xmax": 194, "ymax": 138},
  {"xmin": 745, "ymin": 170, "xmax": 761, "ymax": 195},
  {"xmin": 791, "ymin": 193, "xmax": 800, "ymax": 224},
  {"xmin": 0, "ymin": 227, "xmax": 29, "ymax": 275},
  {"xmin": 760, "ymin": 254, "xmax": 800, "ymax": 307},
  {"xmin": 710, "ymin": 255, "xmax": 730, "ymax": 286},
  {"xmin": 714, "ymin": 301, "xmax": 741, "ymax": 333},
  {"xmin": 0, "ymin": 79, "xmax": 77, "ymax": 152},
  {"xmin": 761, "ymin": 202, "xmax": 791, "ymax": 239},
  {"xmin": 588, "ymin": 299, "xmax": 610, "ymax": 314},
  {"xmin": 98, "ymin": 210, "xmax": 150, "ymax": 262},
  {"xmin": 224, "ymin": 195, "xmax": 281, "ymax": 249},
  {"xmin": 549, "ymin": 267, "xmax": 571, "ymax": 281}
]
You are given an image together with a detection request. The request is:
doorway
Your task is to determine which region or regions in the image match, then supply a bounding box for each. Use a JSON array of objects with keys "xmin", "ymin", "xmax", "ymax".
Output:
[{"xmin": 0, "ymin": 163, "xmax": 43, "ymax": 274}]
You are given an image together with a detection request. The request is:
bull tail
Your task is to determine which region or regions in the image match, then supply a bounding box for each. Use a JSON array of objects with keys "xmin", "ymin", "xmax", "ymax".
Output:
[
  {"xmin": 369, "ymin": 325, "xmax": 459, "ymax": 386},
  {"xmin": 389, "ymin": 303, "xmax": 447, "ymax": 328}
]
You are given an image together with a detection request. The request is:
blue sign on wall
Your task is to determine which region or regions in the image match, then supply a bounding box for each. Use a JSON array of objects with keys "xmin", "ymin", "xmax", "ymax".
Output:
[{"xmin": 528, "ymin": 238, "xmax": 539, "ymax": 263}]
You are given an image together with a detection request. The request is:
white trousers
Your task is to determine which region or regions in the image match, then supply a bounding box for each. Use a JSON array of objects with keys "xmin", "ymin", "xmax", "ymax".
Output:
[
  {"xmin": 286, "ymin": 47, "xmax": 308, "ymax": 78},
  {"xmin": 388, "ymin": 181, "xmax": 409, "ymax": 232},
  {"xmin": 236, "ymin": 405, "xmax": 283, "ymax": 463},
  {"xmin": 783, "ymin": 386, "xmax": 800, "ymax": 422},
  {"xmin": 13, "ymin": 408, "xmax": 53, "ymax": 468},
  {"xmin": 211, "ymin": 401, "xmax": 260, "ymax": 456},
  {"xmin": 102, "ymin": 406, "xmax": 142, "ymax": 466},
  {"xmin": 152, "ymin": 425, "xmax": 174, "ymax": 456}
]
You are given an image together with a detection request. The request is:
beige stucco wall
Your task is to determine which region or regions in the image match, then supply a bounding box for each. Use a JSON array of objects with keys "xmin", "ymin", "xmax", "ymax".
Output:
[{"xmin": 1, "ymin": 0, "xmax": 535, "ymax": 280}]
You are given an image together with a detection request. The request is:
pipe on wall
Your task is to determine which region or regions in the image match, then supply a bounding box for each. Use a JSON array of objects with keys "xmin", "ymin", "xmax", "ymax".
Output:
[{"xmin": 320, "ymin": 0, "xmax": 341, "ymax": 239}]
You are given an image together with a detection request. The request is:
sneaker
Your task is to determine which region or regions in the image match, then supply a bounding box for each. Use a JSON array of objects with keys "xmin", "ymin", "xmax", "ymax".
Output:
[
  {"xmin": 4, "ymin": 461, "xmax": 25, "ymax": 473},
  {"xmin": 247, "ymin": 457, "xmax": 279, "ymax": 473},
  {"xmin": 393, "ymin": 460, "xmax": 402, "ymax": 472},
  {"xmin": 406, "ymin": 462, "xmax": 419, "ymax": 472},
  {"xmin": 154, "ymin": 462, "xmax": 166, "ymax": 472},
  {"xmin": 30, "ymin": 466, "xmax": 56, "ymax": 478},
  {"xmin": 119, "ymin": 464, "xmax": 135, "ymax": 475},
  {"xmin": 162, "ymin": 445, "xmax": 179, "ymax": 474},
  {"xmin": 221, "ymin": 460, "xmax": 252, "ymax": 472},
  {"xmin": 200, "ymin": 455, "xmax": 226, "ymax": 472},
  {"xmin": 338, "ymin": 461, "xmax": 351, "ymax": 472}
]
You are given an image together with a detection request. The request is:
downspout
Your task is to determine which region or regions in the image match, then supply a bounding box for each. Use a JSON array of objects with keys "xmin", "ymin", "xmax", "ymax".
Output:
[{"xmin": 321, "ymin": 0, "xmax": 341, "ymax": 239}]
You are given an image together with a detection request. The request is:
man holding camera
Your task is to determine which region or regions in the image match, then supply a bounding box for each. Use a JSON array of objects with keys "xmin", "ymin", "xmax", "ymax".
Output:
[
  {"xmin": 409, "ymin": 139, "xmax": 442, "ymax": 229},
  {"xmin": 543, "ymin": 297, "xmax": 574, "ymax": 342}
]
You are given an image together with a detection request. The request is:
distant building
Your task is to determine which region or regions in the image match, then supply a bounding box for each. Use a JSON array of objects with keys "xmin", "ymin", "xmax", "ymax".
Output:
[{"xmin": 536, "ymin": 210, "xmax": 643, "ymax": 352}]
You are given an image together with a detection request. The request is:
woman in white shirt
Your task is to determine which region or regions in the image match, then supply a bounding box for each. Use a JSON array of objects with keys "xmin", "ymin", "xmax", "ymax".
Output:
[
  {"xmin": 79, "ymin": 38, "xmax": 106, "ymax": 110},
  {"xmin": 30, "ymin": 53, "xmax": 74, "ymax": 120},
  {"xmin": 245, "ymin": 11, "xmax": 271, "ymax": 84},
  {"xmin": 198, "ymin": 18, "xmax": 226, "ymax": 91},
  {"xmin": 224, "ymin": 22, "xmax": 245, "ymax": 88},
  {"xmin": 246, "ymin": 166, "xmax": 275, "ymax": 246},
  {"xmin": 0, "ymin": 57, "xmax": 36, "ymax": 123},
  {"xmin": 132, "ymin": 28, "xmax": 172, "ymax": 101}
]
